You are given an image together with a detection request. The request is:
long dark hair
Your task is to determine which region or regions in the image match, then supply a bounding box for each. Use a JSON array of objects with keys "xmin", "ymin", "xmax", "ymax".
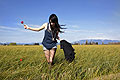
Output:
[
  {"xmin": 49, "ymin": 14, "xmax": 65, "ymax": 32},
  {"xmin": 49, "ymin": 14, "xmax": 65, "ymax": 40}
]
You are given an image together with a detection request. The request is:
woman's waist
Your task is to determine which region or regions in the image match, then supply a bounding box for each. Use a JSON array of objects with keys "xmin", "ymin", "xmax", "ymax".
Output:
[{"xmin": 42, "ymin": 39, "xmax": 57, "ymax": 44}]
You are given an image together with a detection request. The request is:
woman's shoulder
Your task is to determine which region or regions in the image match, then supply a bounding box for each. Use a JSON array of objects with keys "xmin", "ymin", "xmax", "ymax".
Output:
[{"xmin": 43, "ymin": 23, "xmax": 48, "ymax": 30}]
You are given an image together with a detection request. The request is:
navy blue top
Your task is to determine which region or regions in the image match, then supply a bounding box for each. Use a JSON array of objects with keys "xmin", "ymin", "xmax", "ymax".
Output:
[{"xmin": 42, "ymin": 23, "xmax": 57, "ymax": 50}]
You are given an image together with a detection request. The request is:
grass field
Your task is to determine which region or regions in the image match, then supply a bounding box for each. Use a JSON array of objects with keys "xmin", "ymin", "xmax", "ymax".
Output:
[{"xmin": 0, "ymin": 45, "xmax": 120, "ymax": 80}]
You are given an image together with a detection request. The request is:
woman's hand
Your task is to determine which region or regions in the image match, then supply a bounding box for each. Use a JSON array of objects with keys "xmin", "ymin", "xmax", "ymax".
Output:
[{"xmin": 24, "ymin": 25, "xmax": 29, "ymax": 29}]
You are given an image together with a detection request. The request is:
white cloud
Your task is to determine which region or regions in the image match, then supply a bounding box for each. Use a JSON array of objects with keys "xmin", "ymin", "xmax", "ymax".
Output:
[
  {"xmin": 65, "ymin": 29, "xmax": 95, "ymax": 33},
  {"xmin": 1, "ymin": 25, "xmax": 120, "ymax": 43},
  {"xmin": 96, "ymin": 33, "xmax": 104, "ymax": 35},
  {"xmin": 0, "ymin": 26, "xmax": 18, "ymax": 30},
  {"xmin": 0, "ymin": 25, "xmax": 42, "ymax": 33},
  {"xmin": 0, "ymin": 25, "xmax": 44, "ymax": 43},
  {"xmin": 87, "ymin": 37, "xmax": 110, "ymax": 40},
  {"xmin": 28, "ymin": 24, "xmax": 41, "ymax": 28},
  {"xmin": 59, "ymin": 28, "xmax": 113, "ymax": 42},
  {"xmin": 68, "ymin": 25, "xmax": 80, "ymax": 28}
]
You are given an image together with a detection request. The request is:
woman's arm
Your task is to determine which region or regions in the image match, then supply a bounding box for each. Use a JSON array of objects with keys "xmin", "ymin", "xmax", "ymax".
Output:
[{"xmin": 24, "ymin": 23, "xmax": 47, "ymax": 31}]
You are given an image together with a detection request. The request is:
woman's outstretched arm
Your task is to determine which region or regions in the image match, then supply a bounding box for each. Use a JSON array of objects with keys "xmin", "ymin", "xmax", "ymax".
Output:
[{"xmin": 24, "ymin": 23, "xmax": 47, "ymax": 31}]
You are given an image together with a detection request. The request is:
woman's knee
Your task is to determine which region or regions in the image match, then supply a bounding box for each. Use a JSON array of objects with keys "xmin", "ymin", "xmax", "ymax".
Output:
[
  {"xmin": 44, "ymin": 50, "xmax": 50, "ymax": 60},
  {"xmin": 50, "ymin": 49, "xmax": 55, "ymax": 56},
  {"xmin": 50, "ymin": 48, "xmax": 56, "ymax": 53},
  {"xmin": 44, "ymin": 50, "xmax": 49, "ymax": 55}
]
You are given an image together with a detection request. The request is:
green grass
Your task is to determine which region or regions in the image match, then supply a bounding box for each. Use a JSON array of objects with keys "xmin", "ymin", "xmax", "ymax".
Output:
[{"xmin": 0, "ymin": 45, "xmax": 120, "ymax": 80}]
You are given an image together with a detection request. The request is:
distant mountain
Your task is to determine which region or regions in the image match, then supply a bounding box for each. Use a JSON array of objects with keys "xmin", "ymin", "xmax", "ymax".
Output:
[
  {"xmin": 0, "ymin": 43, "xmax": 3, "ymax": 45},
  {"xmin": 72, "ymin": 39, "xmax": 120, "ymax": 45}
]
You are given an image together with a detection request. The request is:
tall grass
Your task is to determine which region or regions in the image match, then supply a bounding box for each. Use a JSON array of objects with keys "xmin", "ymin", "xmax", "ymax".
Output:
[{"xmin": 0, "ymin": 45, "xmax": 120, "ymax": 80}]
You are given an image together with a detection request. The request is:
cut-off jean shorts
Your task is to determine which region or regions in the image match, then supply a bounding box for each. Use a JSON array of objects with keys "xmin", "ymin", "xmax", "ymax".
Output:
[{"xmin": 43, "ymin": 45, "xmax": 57, "ymax": 51}]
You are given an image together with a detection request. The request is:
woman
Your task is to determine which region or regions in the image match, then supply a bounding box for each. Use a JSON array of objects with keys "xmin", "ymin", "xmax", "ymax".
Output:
[{"xmin": 24, "ymin": 14, "xmax": 64, "ymax": 65}]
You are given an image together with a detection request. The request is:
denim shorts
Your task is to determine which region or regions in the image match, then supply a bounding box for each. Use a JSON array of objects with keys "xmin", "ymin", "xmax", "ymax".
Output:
[{"xmin": 43, "ymin": 45, "xmax": 57, "ymax": 50}]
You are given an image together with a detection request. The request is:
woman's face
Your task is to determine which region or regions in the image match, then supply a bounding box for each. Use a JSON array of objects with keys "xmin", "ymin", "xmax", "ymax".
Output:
[{"xmin": 50, "ymin": 20, "xmax": 55, "ymax": 27}]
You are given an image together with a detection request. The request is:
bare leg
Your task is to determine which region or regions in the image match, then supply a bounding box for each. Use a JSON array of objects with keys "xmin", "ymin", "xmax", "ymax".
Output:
[
  {"xmin": 44, "ymin": 50, "xmax": 50, "ymax": 63},
  {"xmin": 49, "ymin": 48, "xmax": 57, "ymax": 63}
]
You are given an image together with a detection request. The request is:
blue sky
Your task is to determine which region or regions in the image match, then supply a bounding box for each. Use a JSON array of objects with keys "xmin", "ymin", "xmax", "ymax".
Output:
[{"xmin": 0, "ymin": 0, "xmax": 120, "ymax": 43}]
